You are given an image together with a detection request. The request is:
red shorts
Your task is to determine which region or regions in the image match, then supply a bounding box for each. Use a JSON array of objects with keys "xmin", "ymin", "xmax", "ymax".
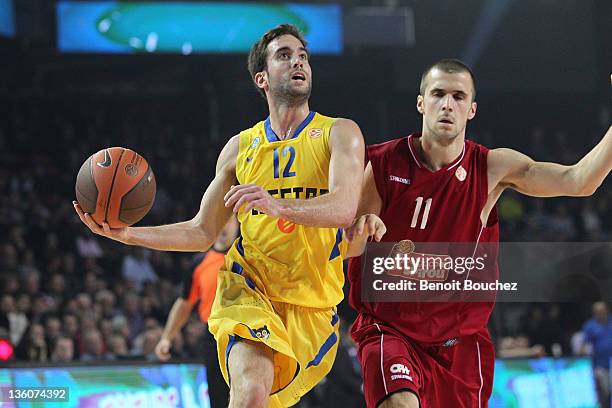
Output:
[{"xmin": 352, "ymin": 321, "xmax": 494, "ymax": 408}]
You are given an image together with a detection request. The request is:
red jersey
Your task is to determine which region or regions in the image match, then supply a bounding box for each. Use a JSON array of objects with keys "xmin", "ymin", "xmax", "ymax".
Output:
[{"xmin": 348, "ymin": 134, "xmax": 499, "ymax": 344}]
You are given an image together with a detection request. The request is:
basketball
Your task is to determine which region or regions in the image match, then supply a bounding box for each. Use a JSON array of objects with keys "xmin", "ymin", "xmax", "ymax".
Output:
[{"xmin": 75, "ymin": 147, "xmax": 156, "ymax": 228}]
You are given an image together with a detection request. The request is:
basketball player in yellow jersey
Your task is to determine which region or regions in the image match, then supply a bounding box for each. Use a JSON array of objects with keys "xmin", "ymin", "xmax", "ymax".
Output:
[{"xmin": 74, "ymin": 24, "xmax": 365, "ymax": 407}]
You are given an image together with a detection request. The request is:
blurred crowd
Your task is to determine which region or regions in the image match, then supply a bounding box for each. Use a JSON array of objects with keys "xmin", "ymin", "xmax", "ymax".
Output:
[{"xmin": 1, "ymin": 97, "xmax": 610, "ymax": 406}]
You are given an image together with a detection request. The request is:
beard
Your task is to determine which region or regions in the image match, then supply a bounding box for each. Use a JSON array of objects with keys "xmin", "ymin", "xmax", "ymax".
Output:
[{"xmin": 270, "ymin": 79, "xmax": 311, "ymax": 106}]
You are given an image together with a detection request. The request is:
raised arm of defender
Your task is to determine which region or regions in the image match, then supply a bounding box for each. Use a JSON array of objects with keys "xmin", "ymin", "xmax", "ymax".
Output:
[
  {"xmin": 73, "ymin": 135, "xmax": 239, "ymax": 252},
  {"xmin": 487, "ymin": 75, "xmax": 611, "ymax": 197},
  {"xmin": 224, "ymin": 118, "xmax": 365, "ymax": 227},
  {"xmin": 488, "ymin": 125, "xmax": 611, "ymax": 197}
]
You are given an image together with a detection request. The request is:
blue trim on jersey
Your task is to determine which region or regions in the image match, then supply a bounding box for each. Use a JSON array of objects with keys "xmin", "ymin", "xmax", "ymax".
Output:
[
  {"xmin": 328, "ymin": 228, "xmax": 343, "ymax": 260},
  {"xmin": 236, "ymin": 236, "xmax": 245, "ymax": 257},
  {"xmin": 306, "ymin": 331, "xmax": 338, "ymax": 368},
  {"xmin": 245, "ymin": 278, "xmax": 256, "ymax": 290},
  {"xmin": 331, "ymin": 310, "xmax": 339, "ymax": 326},
  {"xmin": 264, "ymin": 111, "xmax": 315, "ymax": 142},
  {"xmin": 225, "ymin": 334, "xmax": 237, "ymax": 385},
  {"xmin": 231, "ymin": 261, "xmax": 244, "ymax": 275}
]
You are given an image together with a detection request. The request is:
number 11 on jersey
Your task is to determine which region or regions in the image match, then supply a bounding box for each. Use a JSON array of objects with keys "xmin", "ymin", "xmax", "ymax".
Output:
[{"xmin": 411, "ymin": 197, "xmax": 432, "ymax": 229}]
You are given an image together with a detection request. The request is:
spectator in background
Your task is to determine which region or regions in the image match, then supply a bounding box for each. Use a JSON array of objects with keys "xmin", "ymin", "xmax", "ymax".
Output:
[
  {"xmin": 51, "ymin": 336, "xmax": 74, "ymax": 363},
  {"xmin": 107, "ymin": 334, "xmax": 129, "ymax": 360},
  {"xmin": 21, "ymin": 270, "xmax": 41, "ymax": 297},
  {"xmin": 111, "ymin": 315, "xmax": 131, "ymax": 343},
  {"xmin": 123, "ymin": 292, "xmax": 144, "ymax": 341},
  {"xmin": 0, "ymin": 244, "xmax": 19, "ymax": 274},
  {"xmin": 62, "ymin": 313, "xmax": 79, "ymax": 339},
  {"xmin": 75, "ymin": 233, "xmax": 103, "ymax": 258},
  {"xmin": 549, "ymin": 204, "xmax": 577, "ymax": 241},
  {"xmin": 80, "ymin": 330, "xmax": 109, "ymax": 361},
  {"xmin": 95, "ymin": 289, "xmax": 117, "ymax": 319},
  {"xmin": 580, "ymin": 200, "xmax": 602, "ymax": 240},
  {"xmin": 44, "ymin": 315, "xmax": 62, "ymax": 350},
  {"xmin": 581, "ymin": 302, "xmax": 612, "ymax": 407},
  {"xmin": 15, "ymin": 323, "xmax": 48, "ymax": 362},
  {"xmin": 122, "ymin": 248, "xmax": 158, "ymax": 291},
  {"xmin": 99, "ymin": 319, "xmax": 113, "ymax": 340},
  {"xmin": 47, "ymin": 273, "xmax": 67, "ymax": 304},
  {"xmin": 1, "ymin": 275, "xmax": 19, "ymax": 296},
  {"xmin": 1, "ymin": 294, "xmax": 28, "ymax": 346}
]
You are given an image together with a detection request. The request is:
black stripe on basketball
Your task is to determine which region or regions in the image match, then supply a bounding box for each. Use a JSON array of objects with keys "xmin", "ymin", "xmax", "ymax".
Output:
[
  {"xmin": 104, "ymin": 148, "xmax": 126, "ymax": 224},
  {"xmin": 119, "ymin": 165, "xmax": 156, "ymax": 225}
]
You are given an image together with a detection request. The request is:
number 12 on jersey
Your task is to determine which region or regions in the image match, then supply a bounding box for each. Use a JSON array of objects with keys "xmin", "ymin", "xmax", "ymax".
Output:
[
  {"xmin": 273, "ymin": 146, "xmax": 297, "ymax": 178},
  {"xmin": 411, "ymin": 197, "xmax": 432, "ymax": 229}
]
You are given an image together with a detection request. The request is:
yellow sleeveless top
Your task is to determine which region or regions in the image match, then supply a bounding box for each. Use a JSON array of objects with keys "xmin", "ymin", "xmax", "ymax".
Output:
[{"xmin": 225, "ymin": 111, "xmax": 347, "ymax": 308}]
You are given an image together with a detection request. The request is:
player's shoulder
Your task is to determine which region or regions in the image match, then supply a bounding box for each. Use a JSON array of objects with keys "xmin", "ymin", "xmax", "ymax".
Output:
[
  {"xmin": 465, "ymin": 138, "xmax": 490, "ymax": 153},
  {"xmin": 216, "ymin": 134, "xmax": 240, "ymax": 173},
  {"xmin": 326, "ymin": 117, "xmax": 364, "ymax": 149},
  {"xmin": 367, "ymin": 135, "xmax": 410, "ymax": 159},
  {"xmin": 329, "ymin": 116, "xmax": 361, "ymax": 134}
]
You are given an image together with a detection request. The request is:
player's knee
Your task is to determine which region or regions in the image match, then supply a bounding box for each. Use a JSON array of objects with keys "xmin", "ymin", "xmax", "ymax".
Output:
[
  {"xmin": 229, "ymin": 379, "xmax": 269, "ymax": 408},
  {"xmin": 379, "ymin": 391, "xmax": 420, "ymax": 408}
]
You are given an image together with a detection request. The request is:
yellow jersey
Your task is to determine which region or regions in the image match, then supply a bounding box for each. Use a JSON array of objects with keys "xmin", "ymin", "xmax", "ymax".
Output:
[{"xmin": 225, "ymin": 111, "xmax": 347, "ymax": 308}]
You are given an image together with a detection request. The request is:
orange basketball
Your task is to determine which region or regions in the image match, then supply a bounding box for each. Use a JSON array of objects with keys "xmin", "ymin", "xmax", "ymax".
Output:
[{"xmin": 75, "ymin": 147, "xmax": 156, "ymax": 228}]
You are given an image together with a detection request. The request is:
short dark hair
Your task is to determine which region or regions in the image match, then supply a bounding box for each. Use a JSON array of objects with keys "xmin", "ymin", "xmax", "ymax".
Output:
[
  {"xmin": 419, "ymin": 58, "xmax": 476, "ymax": 101},
  {"xmin": 247, "ymin": 24, "xmax": 309, "ymax": 99}
]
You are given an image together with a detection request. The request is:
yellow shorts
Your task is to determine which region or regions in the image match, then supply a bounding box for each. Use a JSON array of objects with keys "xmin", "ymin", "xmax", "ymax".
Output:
[{"xmin": 208, "ymin": 264, "xmax": 340, "ymax": 407}]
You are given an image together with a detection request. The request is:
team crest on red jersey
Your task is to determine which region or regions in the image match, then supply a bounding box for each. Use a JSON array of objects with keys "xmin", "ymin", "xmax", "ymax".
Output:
[
  {"xmin": 385, "ymin": 240, "xmax": 451, "ymax": 282},
  {"xmin": 455, "ymin": 165, "xmax": 467, "ymax": 181}
]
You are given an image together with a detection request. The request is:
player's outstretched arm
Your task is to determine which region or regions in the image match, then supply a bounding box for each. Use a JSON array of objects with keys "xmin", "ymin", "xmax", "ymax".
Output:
[
  {"xmin": 224, "ymin": 118, "xmax": 365, "ymax": 227},
  {"xmin": 488, "ymin": 75, "xmax": 611, "ymax": 197},
  {"xmin": 489, "ymin": 125, "xmax": 611, "ymax": 197},
  {"xmin": 74, "ymin": 135, "xmax": 239, "ymax": 251},
  {"xmin": 155, "ymin": 297, "xmax": 193, "ymax": 361}
]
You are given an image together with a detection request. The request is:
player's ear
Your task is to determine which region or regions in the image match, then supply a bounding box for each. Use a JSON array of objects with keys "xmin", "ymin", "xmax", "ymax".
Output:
[
  {"xmin": 254, "ymin": 71, "xmax": 268, "ymax": 92},
  {"xmin": 416, "ymin": 95, "xmax": 425, "ymax": 115},
  {"xmin": 467, "ymin": 101, "xmax": 477, "ymax": 120}
]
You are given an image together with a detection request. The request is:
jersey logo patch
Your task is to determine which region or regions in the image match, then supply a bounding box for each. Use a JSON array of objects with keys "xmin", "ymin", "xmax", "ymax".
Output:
[
  {"xmin": 455, "ymin": 165, "xmax": 467, "ymax": 181},
  {"xmin": 252, "ymin": 325, "xmax": 270, "ymax": 340},
  {"xmin": 277, "ymin": 218, "xmax": 296, "ymax": 234},
  {"xmin": 385, "ymin": 240, "xmax": 451, "ymax": 282},
  {"xmin": 308, "ymin": 128, "xmax": 323, "ymax": 138},
  {"xmin": 250, "ymin": 137, "xmax": 261, "ymax": 149},
  {"xmin": 389, "ymin": 175, "xmax": 411, "ymax": 185},
  {"xmin": 389, "ymin": 363, "xmax": 413, "ymax": 381}
]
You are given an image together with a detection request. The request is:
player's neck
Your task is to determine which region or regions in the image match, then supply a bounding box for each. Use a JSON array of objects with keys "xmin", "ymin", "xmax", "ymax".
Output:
[
  {"xmin": 415, "ymin": 131, "xmax": 465, "ymax": 171},
  {"xmin": 267, "ymin": 102, "xmax": 311, "ymax": 141}
]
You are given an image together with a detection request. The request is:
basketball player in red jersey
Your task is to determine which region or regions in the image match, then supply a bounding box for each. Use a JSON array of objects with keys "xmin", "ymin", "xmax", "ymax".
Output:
[{"xmin": 346, "ymin": 60, "xmax": 612, "ymax": 408}]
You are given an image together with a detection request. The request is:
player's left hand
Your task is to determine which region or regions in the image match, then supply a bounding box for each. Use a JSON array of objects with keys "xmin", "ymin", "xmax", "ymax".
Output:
[
  {"xmin": 346, "ymin": 213, "xmax": 387, "ymax": 242},
  {"xmin": 224, "ymin": 184, "xmax": 281, "ymax": 217}
]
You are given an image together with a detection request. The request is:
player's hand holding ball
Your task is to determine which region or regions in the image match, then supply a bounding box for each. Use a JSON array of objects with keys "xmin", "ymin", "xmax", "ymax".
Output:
[{"xmin": 73, "ymin": 147, "xmax": 156, "ymax": 243}]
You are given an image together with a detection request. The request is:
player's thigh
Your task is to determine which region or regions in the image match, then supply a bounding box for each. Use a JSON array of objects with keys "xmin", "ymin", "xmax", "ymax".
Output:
[
  {"xmin": 228, "ymin": 338, "xmax": 274, "ymax": 394},
  {"xmin": 378, "ymin": 391, "xmax": 420, "ymax": 408},
  {"xmin": 358, "ymin": 331, "xmax": 422, "ymax": 408}
]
